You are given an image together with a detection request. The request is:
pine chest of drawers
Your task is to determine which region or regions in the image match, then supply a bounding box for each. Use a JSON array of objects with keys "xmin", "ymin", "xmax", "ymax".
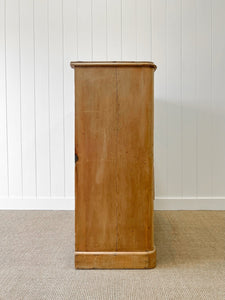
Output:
[{"xmin": 71, "ymin": 62, "xmax": 157, "ymax": 269}]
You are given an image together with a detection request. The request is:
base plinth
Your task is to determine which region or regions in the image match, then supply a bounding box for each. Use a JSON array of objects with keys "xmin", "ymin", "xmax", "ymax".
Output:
[{"xmin": 75, "ymin": 248, "xmax": 156, "ymax": 269}]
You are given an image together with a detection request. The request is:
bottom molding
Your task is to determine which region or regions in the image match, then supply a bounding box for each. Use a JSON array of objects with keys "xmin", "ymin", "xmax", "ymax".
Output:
[
  {"xmin": 1, "ymin": 196, "xmax": 224, "ymax": 210},
  {"xmin": 154, "ymin": 197, "xmax": 225, "ymax": 210},
  {"xmin": 75, "ymin": 248, "xmax": 156, "ymax": 269}
]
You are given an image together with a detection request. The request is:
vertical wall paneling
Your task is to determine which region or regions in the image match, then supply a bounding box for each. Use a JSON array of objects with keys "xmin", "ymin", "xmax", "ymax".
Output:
[
  {"xmin": 196, "ymin": 0, "xmax": 212, "ymax": 197},
  {"xmin": 212, "ymin": 0, "xmax": 225, "ymax": 197},
  {"xmin": 181, "ymin": 0, "xmax": 197, "ymax": 198},
  {"xmin": 0, "ymin": 0, "xmax": 9, "ymax": 196},
  {"xmin": 107, "ymin": 0, "xmax": 122, "ymax": 60},
  {"xmin": 92, "ymin": 0, "xmax": 107, "ymax": 60},
  {"xmin": 5, "ymin": 0, "xmax": 23, "ymax": 197},
  {"xmin": 0, "ymin": 0, "xmax": 225, "ymax": 209},
  {"xmin": 166, "ymin": 0, "xmax": 182, "ymax": 197},
  {"xmin": 152, "ymin": 0, "xmax": 167, "ymax": 197},
  {"xmin": 63, "ymin": 0, "xmax": 77, "ymax": 197},
  {"xmin": 20, "ymin": 0, "xmax": 36, "ymax": 197},
  {"xmin": 122, "ymin": 0, "xmax": 137, "ymax": 60},
  {"xmin": 34, "ymin": 0, "xmax": 51, "ymax": 197},
  {"xmin": 77, "ymin": 0, "xmax": 92, "ymax": 60},
  {"xmin": 136, "ymin": 0, "xmax": 151, "ymax": 61},
  {"xmin": 49, "ymin": 0, "xmax": 65, "ymax": 196}
]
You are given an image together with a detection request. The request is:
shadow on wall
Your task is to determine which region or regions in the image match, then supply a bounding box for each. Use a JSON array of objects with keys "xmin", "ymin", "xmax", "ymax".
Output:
[{"xmin": 154, "ymin": 97, "xmax": 225, "ymax": 198}]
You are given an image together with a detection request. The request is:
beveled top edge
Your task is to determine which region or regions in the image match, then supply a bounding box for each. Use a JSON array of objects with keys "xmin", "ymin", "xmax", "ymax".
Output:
[{"xmin": 70, "ymin": 61, "xmax": 157, "ymax": 70}]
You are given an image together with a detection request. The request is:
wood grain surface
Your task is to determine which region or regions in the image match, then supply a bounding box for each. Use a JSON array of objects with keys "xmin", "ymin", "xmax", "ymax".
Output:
[{"xmin": 74, "ymin": 64, "xmax": 155, "ymax": 268}]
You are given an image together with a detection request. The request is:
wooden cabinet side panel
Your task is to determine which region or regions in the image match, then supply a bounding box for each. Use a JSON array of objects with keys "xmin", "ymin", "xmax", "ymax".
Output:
[
  {"xmin": 75, "ymin": 67, "xmax": 118, "ymax": 251},
  {"xmin": 116, "ymin": 67, "xmax": 154, "ymax": 251},
  {"xmin": 75, "ymin": 66, "xmax": 154, "ymax": 253}
]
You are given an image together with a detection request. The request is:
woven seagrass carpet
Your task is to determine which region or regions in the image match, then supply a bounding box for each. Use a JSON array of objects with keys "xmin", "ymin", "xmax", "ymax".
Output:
[{"xmin": 0, "ymin": 211, "xmax": 224, "ymax": 299}]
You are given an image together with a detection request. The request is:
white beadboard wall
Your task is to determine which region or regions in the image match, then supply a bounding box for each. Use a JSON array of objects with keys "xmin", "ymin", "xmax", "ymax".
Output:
[{"xmin": 0, "ymin": 0, "xmax": 225, "ymax": 210}]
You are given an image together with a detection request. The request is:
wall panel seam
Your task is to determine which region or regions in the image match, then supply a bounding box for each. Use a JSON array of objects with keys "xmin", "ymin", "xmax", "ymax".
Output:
[
  {"xmin": 33, "ymin": 0, "xmax": 37, "ymax": 197},
  {"xmin": 18, "ymin": 0, "xmax": 23, "ymax": 197},
  {"xmin": 4, "ymin": 0, "xmax": 9, "ymax": 196}
]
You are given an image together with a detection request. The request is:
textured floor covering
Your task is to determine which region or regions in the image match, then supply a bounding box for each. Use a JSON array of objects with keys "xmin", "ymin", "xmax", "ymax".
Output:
[{"xmin": 0, "ymin": 211, "xmax": 224, "ymax": 300}]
